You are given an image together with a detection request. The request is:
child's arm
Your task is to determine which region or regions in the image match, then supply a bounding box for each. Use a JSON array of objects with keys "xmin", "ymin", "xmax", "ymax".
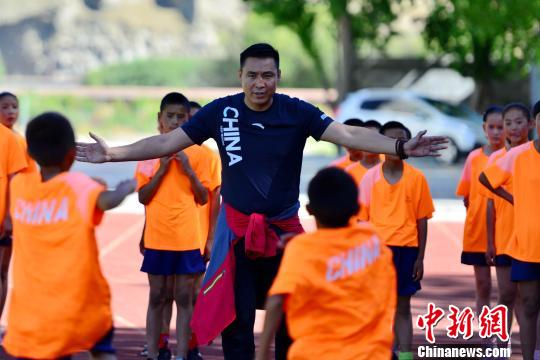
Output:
[
  {"xmin": 414, "ymin": 217, "xmax": 428, "ymax": 281},
  {"xmin": 176, "ymin": 152, "xmax": 208, "ymax": 205},
  {"xmin": 256, "ymin": 294, "xmax": 285, "ymax": 360},
  {"xmin": 485, "ymin": 199, "xmax": 496, "ymax": 265},
  {"xmin": 204, "ymin": 186, "xmax": 221, "ymax": 261},
  {"xmin": 479, "ymin": 172, "xmax": 513, "ymax": 205},
  {"xmin": 97, "ymin": 179, "xmax": 137, "ymax": 211},
  {"xmin": 138, "ymin": 157, "xmax": 172, "ymax": 205}
]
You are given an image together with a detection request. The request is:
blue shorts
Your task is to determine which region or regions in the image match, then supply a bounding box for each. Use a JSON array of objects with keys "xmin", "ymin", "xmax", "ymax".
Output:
[
  {"xmin": 141, "ymin": 249, "xmax": 205, "ymax": 275},
  {"xmin": 0, "ymin": 235, "xmax": 12, "ymax": 247},
  {"xmin": 461, "ymin": 252, "xmax": 488, "ymax": 266},
  {"xmin": 494, "ymin": 254, "xmax": 513, "ymax": 267},
  {"xmin": 389, "ymin": 246, "xmax": 421, "ymax": 296},
  {"xmin": 511, "ymin": 259, "xmax": 540, "ymax": 282}
]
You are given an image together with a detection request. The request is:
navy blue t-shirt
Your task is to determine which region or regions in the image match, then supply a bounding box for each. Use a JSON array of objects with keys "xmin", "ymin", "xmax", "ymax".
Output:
[{"xmin": 181, "ymin": 93, "xmax": 333, "ymax": 216}]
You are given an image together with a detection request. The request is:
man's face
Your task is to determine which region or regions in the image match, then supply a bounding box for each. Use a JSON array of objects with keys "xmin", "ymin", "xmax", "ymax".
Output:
[{"xmin": 239, "ymin": 57, "xmax": 280, "ymax": 111}]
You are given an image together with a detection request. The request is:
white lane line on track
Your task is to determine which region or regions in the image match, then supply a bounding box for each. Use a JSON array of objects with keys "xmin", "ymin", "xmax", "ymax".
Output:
[
  {"xmin": 113, "ymin": 315, "xmax": 146, "ymax": 335},
  {"xmin": 99, "ymin": 217, "xmax": 145, "ymax": 259},
  {"xmin": 436, "ymin": 221, "xmax": 463, "ymax": 249}
]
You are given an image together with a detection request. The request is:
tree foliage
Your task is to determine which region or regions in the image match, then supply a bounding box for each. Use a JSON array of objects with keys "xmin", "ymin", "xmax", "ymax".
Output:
[
  {"xmin": 424, "ymin": 0, "xmax": 540, "ymax": 108},
  {"xmin": 244, "ymin": 0, "xmax": 400, "ymax": 101}
]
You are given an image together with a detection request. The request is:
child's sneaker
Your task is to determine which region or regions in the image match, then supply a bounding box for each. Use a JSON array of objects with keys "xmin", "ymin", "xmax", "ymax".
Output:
[
  {"xmin": 157, "ymin": 347, "xmax": 172, "ymax": 360},
  {"xmin": 140, "ymin": 344, "xmax": 148, "ymax": 357},
  {"xmin": 187, "ymin": 347, "xmax": 204, "ymax": 360}
]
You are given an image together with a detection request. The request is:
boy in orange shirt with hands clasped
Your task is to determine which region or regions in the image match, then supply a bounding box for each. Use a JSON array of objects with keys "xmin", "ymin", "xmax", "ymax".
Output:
[
  {"xmin": 3, "ymin": 112, "xmax": 136, "ymax": 359},
  {"xmin": 256, "ymin": 167, "xmax": 396, "ymax": 360},
  {"xmin": 359, "ymin": 121, "xmax": 434, "ymax": 360}
]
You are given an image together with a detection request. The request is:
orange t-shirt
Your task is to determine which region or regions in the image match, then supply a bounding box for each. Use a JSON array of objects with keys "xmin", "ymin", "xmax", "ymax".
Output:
[
  {"xmin": 483, "ymin": 148, "xmax": 514, "ymax": 256},
  {"xmin": 456, "ymin": 148, "xmax": 489, "ymax": 252},
  {"xmin": 482, "ymin": 142, "xmax": 540, "ymax": 262},
  {"xmin": 13, "ymin": 130, "xmax": 38, "ymax": 174},
  {"xmin": 329, "ymin": 155, "xmax": 353, "ymax": 170},
  {"xmin": 197, "ymin": 145, "xmax": 221, "ymax": 252},
  {"xmin": 359, "ymin": 162, "xmax": 434, "ymax": 247},
  {"xmin": 135, "ymin": 145, "xmax": 216, "ymax": 251},
  {"xmin": 5, "ymin": 172, "xmax": 112, "ymax": 359},
  {"xmin": 345, "ymin": 162, "xmax": 368, "ymax": 186},
  {"xmin": 269, "ymin": 224, "xmax": 396, "ymax": 360},
  {"xmin": 0, "ymin": 124, "xmax": 27, "ymax": 221}
]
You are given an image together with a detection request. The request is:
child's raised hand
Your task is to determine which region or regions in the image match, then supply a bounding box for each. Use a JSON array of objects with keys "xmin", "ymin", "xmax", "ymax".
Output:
[{"xmin": 175, "ymin": 151, "xmax": 193, "ymax": 173}]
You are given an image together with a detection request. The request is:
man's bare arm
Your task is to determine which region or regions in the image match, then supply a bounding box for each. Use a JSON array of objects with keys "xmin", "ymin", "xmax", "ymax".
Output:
[
  {"xmin": 76, "ymin": 127, "xmax": 195, "ymax": 163},
  {"xmin": 320, "ymin": 122, "xmax": 447, "ymax": 157}
]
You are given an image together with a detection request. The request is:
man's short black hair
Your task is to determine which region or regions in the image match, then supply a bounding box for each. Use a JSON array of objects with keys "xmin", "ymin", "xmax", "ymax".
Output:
[
  {"xmin": 343, "ymin": 118, "xmax": 364, "ymax": 127},
  {"xmin": 363, "ymin": 119, "xmax": 382, "ymax": 130},
  {"xmin": 502, "ymin": 102, "xmax": 530, "ymax": 120},
  {"xmin": 240, "ymin": 43, "xmax": 280, "ymax": 69},
  {"xmin": 159, "ymin": 92, "xmax": 190, "ymax": 112},
  {"xmin": 482, "ymin": 105, "xmax": 503, "ymax": 122},
  {"xmin": 189, "ymin": 101, "xmax": 202, "ymax": 110},
  {"xmin": 26, "ymin": 112, "xmax": 75, "ymax": 167},
  {"xmin": 380, "ymin": 121, "xmax": 412, "ymax": 140},
  {"xmin": 307, "ymin": 168, "xmax": 359, "ymax": 228},
  {"xmin": 531, "ymin": 100, "xmax": 540, "ymax": 119}
]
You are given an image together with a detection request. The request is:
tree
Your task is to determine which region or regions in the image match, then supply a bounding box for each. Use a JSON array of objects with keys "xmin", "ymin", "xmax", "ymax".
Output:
[
  {"xmin": 423, "ymin": 0, "xmax": 540, "ymax": 110},
  {"xmin": 243, "ymin": 0, "xmax": 400, "ymax": 103}
]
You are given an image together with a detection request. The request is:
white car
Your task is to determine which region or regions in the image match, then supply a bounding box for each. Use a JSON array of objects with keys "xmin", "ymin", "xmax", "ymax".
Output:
[{"xmin": 336, "ymin": 88, "xmax": 485, "ymax": 164}]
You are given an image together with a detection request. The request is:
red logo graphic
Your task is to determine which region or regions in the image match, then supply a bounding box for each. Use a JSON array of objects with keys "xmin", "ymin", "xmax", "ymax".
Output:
[
  {"xmin": 417, "ymin": 302, "xmax": 445, "ymax": 344},
  {"xmin": 478, "ymin": 305, "xmax": 509, "ymax": 342},
  {"xmin": 446, "ymin": 305, "xmax": 474, "ymax": 340},
  {"xmin": 417, "ymin": 303, "xmax": 509, "ymax": 343}
]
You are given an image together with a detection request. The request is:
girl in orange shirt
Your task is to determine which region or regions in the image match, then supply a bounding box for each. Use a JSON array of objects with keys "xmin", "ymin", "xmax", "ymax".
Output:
[
  {"xmin": 0, "ymin": 91, "xmax": 31, "ymax": 323},
  {"xmin": 456, "ymin": 106, "xmax": 504, "ymax": 316}
]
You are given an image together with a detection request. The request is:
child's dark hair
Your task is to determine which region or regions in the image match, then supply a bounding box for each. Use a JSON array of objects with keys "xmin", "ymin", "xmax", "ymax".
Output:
[
  {"xmin": 364, "ymin": 119, "xmax": 382, "ymax": 130},
  {"xmin": 502, "ymin": 102, "xmax": 530, "ymax": 120},
  {"xmin": 380, "ymin": 121, "xmax": 412, "ymax": 140},
  {"xmin": 532, "ymin": 100, "xmax": 540, "ymax": 119},
  {"xmin": 240, "ymin": 43, "xmax": 280, "ymax": 69},
  {"xmin": 189, "ymin": 101, "xmax": 201, "ymax": 110},
  {"xmin": 159, "ymin": 92, "xmax": 190, "ymax": 112},
  {"xmin": 307, "ymin": 168, "xmax": 359, "ymax": 228},
  {"xmin": 482, "ymin": 105, "xmax": 503, "ymax": 122},
  {"xmin": 26, "ymin": 112, "xmax": 75, "ymax": 167},
  {"xmin": 343, "ymin": 118, "xmax": 363, "ymax": 127},
  {"xmin": 0, "ymin": 92, "xmax": 17, "ymax": 101}
]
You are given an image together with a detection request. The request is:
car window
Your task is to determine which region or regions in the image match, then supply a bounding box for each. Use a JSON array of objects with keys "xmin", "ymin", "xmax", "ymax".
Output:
[
  {"xmin": 377, "ymin": 99, "xmax": 428, "ymax": 116},
  {"xmin": 360, "ymin": 99, "xmax": 389, "ymax": 110},
  {"xmin": 421, "ymin": 97, "xmax": 476, "ymax": 119}
]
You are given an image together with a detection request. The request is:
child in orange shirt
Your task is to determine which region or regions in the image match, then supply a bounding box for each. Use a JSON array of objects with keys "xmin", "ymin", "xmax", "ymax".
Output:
[
  {"xmin": 135, "ymin": 93, "xmax": 217, "ymax": 360},
  {"xmin": 456, "ymin": 106, "xmax": 505, "ymax": 316},
  {"xmin": 480, "ymin": 101, "xmax": 540, "ymax": 360},
  {"xmin": 256, "ymin": 167, "xmax": 396, "ymax": 360},
  {"xmin": 0, "ymin": 91, "xmax": 38, "ymax": 321},
  {"xmin": 329, "ymin": 118, "xmax": 364, "ymax": 169},
  {"xmin": 345, "ymin": 119, "xmax": 382, "ymax": 186},
  {"xmin": 483, "ymin": 103, "xmax": 532, "ymax": 342},
  {"xmin": 359, "ymin": 121, "xmax": 434, "ymax": 360},
  {"xmin": 4, "ymin": 112, "xmax": 135, "ymax": 359}
]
